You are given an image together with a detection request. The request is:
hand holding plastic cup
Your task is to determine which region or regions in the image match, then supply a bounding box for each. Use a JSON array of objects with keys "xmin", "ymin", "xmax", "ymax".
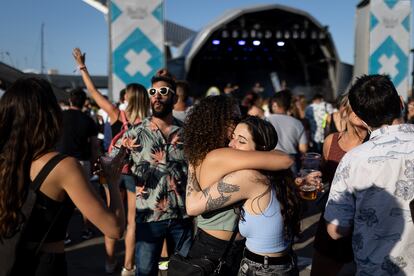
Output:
[
  {"xmin": 297, "ymin": 169, "xmax": 322, "ymax": 200},
  {"xmin": 96, "ymin": 148, "xmax": 127, "ymax": 185}
]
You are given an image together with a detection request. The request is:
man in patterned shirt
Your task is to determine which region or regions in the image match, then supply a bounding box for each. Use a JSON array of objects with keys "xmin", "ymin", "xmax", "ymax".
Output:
[
  {"xmin": 117, "ymin": 69, "xmax": 192, "ymax": 275},
  {"xmin": 305, "ymin": 93, "xmax": 333, "ymax": 153},
  {"xmin": 324, "ymin": 75, "xmax": 414, "ymax": 275}
]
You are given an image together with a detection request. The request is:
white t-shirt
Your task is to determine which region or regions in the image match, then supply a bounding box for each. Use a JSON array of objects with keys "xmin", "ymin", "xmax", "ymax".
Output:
[{"xmin": 325, "ymin": 124, "xmax": 414, "ymax": 275}]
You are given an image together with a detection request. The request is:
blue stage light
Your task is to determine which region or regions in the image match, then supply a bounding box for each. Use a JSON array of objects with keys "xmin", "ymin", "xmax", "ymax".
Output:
[
  {"xmin": 238, "ymin": 40, "xmax": 246, "ymax": 46},
  {"xmin": 212, "ymin": 39, "xmax": 220, "ymax": 45}
]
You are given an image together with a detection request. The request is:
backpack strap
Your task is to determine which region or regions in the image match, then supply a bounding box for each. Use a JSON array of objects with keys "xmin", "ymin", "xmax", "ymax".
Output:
[
  {"xmin": 31, "ymin": 154, "xmax": 68, "ymax": 192},
  {"xmin": 119, "ymin": 110, "xmax": 129, "ymax": 131}
]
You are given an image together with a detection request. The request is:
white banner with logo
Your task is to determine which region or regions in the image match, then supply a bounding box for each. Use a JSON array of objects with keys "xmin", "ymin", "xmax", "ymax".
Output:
[
  {"xmin": 369, "ymin": 0, "xmax": 411, "ymax": 99},
  {"xmin": 109, "ymin": 0, "xmax": 165, "ymax": 101}
]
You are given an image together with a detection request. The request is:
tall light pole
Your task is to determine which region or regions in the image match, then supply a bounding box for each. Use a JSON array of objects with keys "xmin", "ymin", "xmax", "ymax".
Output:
[{"xmin": 41, "ymin": 23, "xmax": 45, "ymax": 74}]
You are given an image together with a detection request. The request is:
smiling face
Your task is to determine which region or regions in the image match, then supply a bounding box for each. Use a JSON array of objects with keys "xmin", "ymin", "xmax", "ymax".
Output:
[
  {"xmin": 150, "ymin": 81, "xmax": 176, "ymax": 118},
  {"xmin": 228, "ymin": 123, "xmax": 256, "ymax": 151}
]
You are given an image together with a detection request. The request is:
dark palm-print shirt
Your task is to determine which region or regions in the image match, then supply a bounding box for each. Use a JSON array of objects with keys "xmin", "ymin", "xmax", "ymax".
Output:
[{"xmin": 115, "ymin": 117, "xmax": 188, "ymax": 223}]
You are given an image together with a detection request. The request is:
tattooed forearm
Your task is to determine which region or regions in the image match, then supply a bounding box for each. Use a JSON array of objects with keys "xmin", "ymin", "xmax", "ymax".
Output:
[
  {"xmin": 186, "ymin": 185, "xmax": 194, "ymax": 197},
  {"xmin": 217, "ymin": 180, "xmax": 240, "ymax": 193},
  {"xmin": 202, "ymin": 186, "xmax": 211, "ymax": 198},
  {"xmin": 206, "ymin": 194, "xmax": 231, "ymax": 211},
  {"xmin": 193, "ymin": 178, "xmax": 202, "ymax": 192},
  {"xmin": 186, "ymin": 169, "xmax": 202, "ymax": 197}
]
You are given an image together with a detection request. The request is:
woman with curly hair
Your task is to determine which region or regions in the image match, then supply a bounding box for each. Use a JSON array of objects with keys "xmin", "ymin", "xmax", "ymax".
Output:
[
  {"xmin": 0, "ymin": 78, "xmax": 125, "ymax": 276},
  {"xmin": 186, "ymin": 116, "xmax": 301, "ymax": 275},
  {"xmin": 182, "ymin": 95, "xmax": 294, "ymax": 275}
]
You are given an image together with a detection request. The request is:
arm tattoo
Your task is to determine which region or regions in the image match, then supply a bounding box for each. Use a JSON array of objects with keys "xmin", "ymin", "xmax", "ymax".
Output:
[
  {"xmin": 206, "ymin": 194, "xmax": 231, "ymax": 211},
  {"xmin": 186, "ymin": 170, "xmax": 201, "ymax": 197},
  {"xmin": 217, "ymin": 180, "xmax": 240, "ymax": 193},
  {"xmin": 193, "ymin": 178, "xmax": 202, "ymax": 192},
  {"xmin": 186, "ymin": 185, "xmax": 194, "ymax": 197},
  {"xmin": 202, "ymin": 186, "xmax": 211, "ymax": 198},
  {"xmin": 204, "ymin": 179, "xmax": 240, "ymax": 211}
]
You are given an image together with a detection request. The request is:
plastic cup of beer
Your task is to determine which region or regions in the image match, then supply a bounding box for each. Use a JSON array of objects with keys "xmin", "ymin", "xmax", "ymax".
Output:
[
  {"xmin": 99, "ymin": 155, "xmax": 114, "ymax": 184},
  {"xmin": 298, "ymin": 168, "xmax": 320, "ymax": 200},
  {"xmin": 302, "ymin": 152, "xmax": 322, "ymax": 170}
]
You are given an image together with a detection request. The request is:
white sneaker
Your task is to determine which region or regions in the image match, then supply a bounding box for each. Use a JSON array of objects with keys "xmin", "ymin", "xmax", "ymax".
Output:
[
  {"xmin": 158, "ymin": 260, "xmax": 169, "ymax": 271},
  {"xmin": 105, "ymin": 260, "xmax": 118, "ymax": 274},
  {"xmin": 121, "ymin": 266, "xmax": 136, "ymax": 276}
]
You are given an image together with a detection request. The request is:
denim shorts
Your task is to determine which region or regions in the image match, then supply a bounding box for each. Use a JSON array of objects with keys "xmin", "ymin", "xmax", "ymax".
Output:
[
  {"xmin": 238, "ymin": 250, "xmax": 298, "ymax": 276},
  {"xmin": 119, "ymin": 174, "xmax": 136, "ymax": 192}
]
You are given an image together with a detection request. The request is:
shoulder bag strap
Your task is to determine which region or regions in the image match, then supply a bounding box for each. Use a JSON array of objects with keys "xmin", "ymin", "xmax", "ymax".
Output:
[
  {"xmin": 32, "ymin": 154, "xmax": 68, "ymax": 191},
  {"xmin": 30, "ymin": 153, "xmax": 68, "ymax": 255},
  {"xmin": 214, "ymin": 213, "xmax": 241, "ymax": 273}
]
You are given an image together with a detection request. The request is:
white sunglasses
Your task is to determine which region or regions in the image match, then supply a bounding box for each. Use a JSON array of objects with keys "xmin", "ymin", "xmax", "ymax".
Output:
[{"xmin": 148, "ymin": 87, "xmax": 175, "ymax": 96}]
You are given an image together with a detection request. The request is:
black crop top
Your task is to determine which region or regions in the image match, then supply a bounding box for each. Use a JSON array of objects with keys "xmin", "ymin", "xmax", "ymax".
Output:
[{"xmin": 23, "ymin": 191, "xmax": 74, "ymax": 242}]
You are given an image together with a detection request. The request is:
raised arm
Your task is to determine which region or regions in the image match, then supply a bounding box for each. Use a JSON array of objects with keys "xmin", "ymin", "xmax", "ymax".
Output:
[
  {"xmin": 186, "ymin": 166, "xmax": 255, "ymax": 216},
  {"xmin": 72, "ymin": 48, "xmax": 120, "ymax": 123},
  {"xmin": 198, "ymin": 148, "xmax": 293, "ymax": 188}
]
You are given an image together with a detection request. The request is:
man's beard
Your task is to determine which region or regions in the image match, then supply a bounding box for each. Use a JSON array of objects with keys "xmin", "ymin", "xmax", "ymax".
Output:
[{"xmin": 151, "ymin": 100, "xmax": 173, "ymax": 118}]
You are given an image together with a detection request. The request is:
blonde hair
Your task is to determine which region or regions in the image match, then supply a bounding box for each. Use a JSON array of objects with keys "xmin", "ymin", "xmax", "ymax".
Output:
[{"xmin": 125, "ymin": 83, "xmax": 150, "ymax": 124}]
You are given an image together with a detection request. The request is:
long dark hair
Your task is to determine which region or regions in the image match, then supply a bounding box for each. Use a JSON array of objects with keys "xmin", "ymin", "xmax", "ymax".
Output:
[
  {"xmin": 241, "ymin": 116, "xmax": 302, "ymax": 239},
  {"xmin": 183, "ymin": 95, "xmax": 239, "ymax": 167},
  {"xmin": 0, "ymin": 77, "xmax": 62, "ymax": 238}
]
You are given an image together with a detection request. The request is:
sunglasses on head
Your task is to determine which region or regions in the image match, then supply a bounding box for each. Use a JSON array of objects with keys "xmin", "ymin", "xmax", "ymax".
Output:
[{"xmin": 148, "ymin": 87, "xmax": 175, "ymax": 97}]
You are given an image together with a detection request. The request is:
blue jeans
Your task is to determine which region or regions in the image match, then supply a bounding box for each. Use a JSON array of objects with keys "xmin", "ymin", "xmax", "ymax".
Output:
[
  {"xmin": 135, "ymin": 218, "xmax": 192, "ymax": 276},
  {"xmin": 120, "ymin": 174, "xmax": 136, "ymax": 192}
]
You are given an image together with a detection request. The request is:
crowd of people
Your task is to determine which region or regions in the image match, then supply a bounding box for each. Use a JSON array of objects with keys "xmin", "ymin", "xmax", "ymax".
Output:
[{"xmin": 0, "ymin": 47, "xmax": 413, "ymax": 276}]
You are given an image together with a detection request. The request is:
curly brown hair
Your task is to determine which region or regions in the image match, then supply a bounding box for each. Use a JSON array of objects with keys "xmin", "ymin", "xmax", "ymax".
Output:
[
  {"xmin": 183, "ymin": 95, "xmax": 239, "ymax": 167},
  {"xmin": 0, "ymin": 78, "xmax": 62, "ymax": 238}
]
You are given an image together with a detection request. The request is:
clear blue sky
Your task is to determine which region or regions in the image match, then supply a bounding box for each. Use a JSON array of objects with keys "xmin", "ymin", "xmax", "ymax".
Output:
[{"xmin": 1, "ymin": 0, "xmax": 367, "ymax": 76}]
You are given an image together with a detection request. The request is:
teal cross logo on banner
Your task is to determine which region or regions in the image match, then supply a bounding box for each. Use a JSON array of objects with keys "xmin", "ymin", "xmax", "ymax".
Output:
[
  {"xmin": 110, "ymin": 0, "xmax": 165, "ymax": 99},
  {"xmin": 368, "ymin": 0, "xmax": 410, "ymax": 96}
]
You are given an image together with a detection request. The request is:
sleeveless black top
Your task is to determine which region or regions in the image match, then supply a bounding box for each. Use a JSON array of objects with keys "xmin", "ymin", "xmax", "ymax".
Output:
[{"xmin": 23, "ymin": 154, "xmax": 75, "ymax": 242}]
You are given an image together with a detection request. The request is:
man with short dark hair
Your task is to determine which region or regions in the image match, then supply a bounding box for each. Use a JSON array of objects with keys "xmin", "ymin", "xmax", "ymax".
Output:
[
  {"xmin": 324, "ymin": 75, "xmax": 414, "ymax": 275},
  {"xmin": 114, "ymin": 70, "xmax": 192, "ymax": 276},
  {"xmin": 57, "ymin": 88, "xmax": 100, "ymax": 240}
]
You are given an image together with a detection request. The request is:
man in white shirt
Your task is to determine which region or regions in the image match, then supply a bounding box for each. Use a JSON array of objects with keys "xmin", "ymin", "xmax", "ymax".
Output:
[
  {"xmin": 324, "ymin": 75, "xmax": 414, "ymax": 275},
  {"xmin": 266, "ymin": 90, "xmax": 308, "ymax": 173},
  {"xmin": 305, "ymin": 94, "xmax": 333, "ymax": 153}
]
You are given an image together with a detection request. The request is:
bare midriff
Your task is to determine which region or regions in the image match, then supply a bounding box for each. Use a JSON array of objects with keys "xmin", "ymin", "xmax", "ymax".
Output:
[{"xmin": 203, "ymin": 229, "xmax": 244, "ymax": 241}]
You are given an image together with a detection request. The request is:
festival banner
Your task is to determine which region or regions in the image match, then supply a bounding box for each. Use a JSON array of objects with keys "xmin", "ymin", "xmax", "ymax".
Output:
[{"xmin": 110, "ymin": 0, "xmax": 165, "ymax": 101}]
